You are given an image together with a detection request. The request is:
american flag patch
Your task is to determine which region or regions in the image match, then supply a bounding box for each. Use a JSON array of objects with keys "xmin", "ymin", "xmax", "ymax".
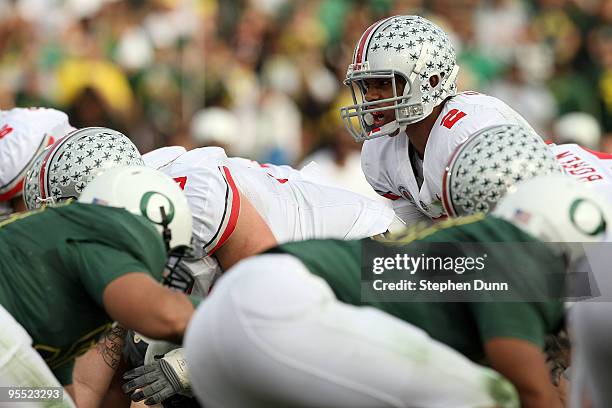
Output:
[
  {"xmin": 92, "ymin": 197, "xmax": 109, "ymax": 206},
  {"xmin": 513, "ymin": 209, "xmax": 532, "ymax": 224}
]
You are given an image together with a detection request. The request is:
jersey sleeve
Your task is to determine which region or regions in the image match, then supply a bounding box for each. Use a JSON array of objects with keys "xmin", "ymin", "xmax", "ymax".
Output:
[
  {"xmin": 142, "ymin": 146, "xmax": 187, "ymax": 170},
  {"xmin": 160, "ymin": 148, "xmax": 241, "ymax": 257},
  {"xmin": 68, "ymin": 242, "xmax": 153, "ymax": 307},
  {"xmin": 52, "ymin": 360, "xmax": 75, "ymax": 385},
  {"xmin": 468, "ymin": 301, "xmax": 563, "ymax": 349}
]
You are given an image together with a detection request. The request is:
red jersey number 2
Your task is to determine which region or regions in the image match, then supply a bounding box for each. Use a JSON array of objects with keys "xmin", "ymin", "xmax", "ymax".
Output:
[{"xmin": 440, "ymin": 109, "xmax": 467, "ymax": 129}]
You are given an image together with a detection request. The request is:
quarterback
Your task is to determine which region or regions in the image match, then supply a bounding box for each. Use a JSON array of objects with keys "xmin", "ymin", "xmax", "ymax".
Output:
[
  {"xmin": 340, "ymin": 15, "xmax": 537, "ymax": 225},
  {"xmin": 0, "ymin": 166, "xmax": 198, "ymax": 407},
  {"xmin": 185, "ymin": 176, "xmax": 612, "ymax": 408}
]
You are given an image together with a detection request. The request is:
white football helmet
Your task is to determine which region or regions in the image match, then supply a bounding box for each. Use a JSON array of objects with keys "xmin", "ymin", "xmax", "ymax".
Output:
[
  {"xmin": 494, "ymin": 175, "xmax": 611, "ymax": 266},
  {"xmin": 443, "ymin": 124, "xmax": 564, "ymax": 217},
  {"xmin": 22, "ymin": 146, "xmax": 51, "ymax": 211},
  {"xmin": 340, "ymin": 15, "xmax": 459, "ymax": 142},
  {"xmin": 79, "ymin": 166, "xmax": 194, "ymax": 291},
  {"xmin": 79, "ymin": 165, "xmax": 191, "ymax": 250},
  {"xmin": 31, "ymin": 127, "xmax": 143, "ymax": 209}
]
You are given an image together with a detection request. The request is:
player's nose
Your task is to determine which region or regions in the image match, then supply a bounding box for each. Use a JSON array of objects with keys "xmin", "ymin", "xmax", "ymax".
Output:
[{"xmin": 364, "ymin": 86, "xmax": 383, "ymax": 103}]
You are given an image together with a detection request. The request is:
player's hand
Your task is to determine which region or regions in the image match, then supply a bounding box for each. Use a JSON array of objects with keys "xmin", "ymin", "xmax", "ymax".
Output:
[{"xmin": 122, "ymin": 348, "xmax": 191, "ymax": 405}]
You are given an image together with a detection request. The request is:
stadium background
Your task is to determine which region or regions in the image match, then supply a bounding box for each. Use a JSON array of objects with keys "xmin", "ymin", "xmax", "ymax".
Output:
[{"xmin": 1, "ymin": 0, "xmax": 611, "ymax": 172}]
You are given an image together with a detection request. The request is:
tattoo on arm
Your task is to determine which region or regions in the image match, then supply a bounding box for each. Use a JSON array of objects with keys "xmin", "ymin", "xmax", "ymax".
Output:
[{"xmin": 96, "ymin": 325, "xmax": 127, "ymax": 370}]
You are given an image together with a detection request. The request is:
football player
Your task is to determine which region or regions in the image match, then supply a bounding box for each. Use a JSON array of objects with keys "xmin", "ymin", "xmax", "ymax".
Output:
[
  {"xmin": 340, "ymin": 15, "xmax": 537, "ymax": 225},
  {"xmin": 119, "ymin": 145, "xmax": 398, "ymax": 405},
  {"xmin": 23, "ymin": 126, "xmax": 145, "ymax": 211},
  {"xmin": 27, "ymin": 137, "xmax": 396, "ymax": 405},
  {"xmin": 0, "ymin": 166, "xmax": 199, "ymax": 407},
  {"xmin": 141, "ymin": 145, "xmax": 397, "ymax": 295},
  {"xmin": 0, "ymin": 107, "xmax": 74, "ymax": 217},
  {"xmin": 441, "ymin": 123, "xmax": 612, "ymax": 408},
  {"xmin": 184, "ymin": 175, "xmax": 611, "ymax": 408},
  {"xmin": 442, "ymin": 124, "xmax": 612, "ymax": 216}
]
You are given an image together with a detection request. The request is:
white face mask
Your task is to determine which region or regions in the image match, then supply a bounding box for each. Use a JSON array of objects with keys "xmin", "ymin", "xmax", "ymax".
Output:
[{"xmin": 181, "ymin": 256, "xmax": 223, "ymax": 297}]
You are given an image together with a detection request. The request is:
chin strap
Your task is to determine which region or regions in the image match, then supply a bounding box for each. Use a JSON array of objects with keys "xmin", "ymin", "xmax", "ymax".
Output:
[{"xmin": 366, "ymin": 120, "xmax": 401, "ymax": 139}]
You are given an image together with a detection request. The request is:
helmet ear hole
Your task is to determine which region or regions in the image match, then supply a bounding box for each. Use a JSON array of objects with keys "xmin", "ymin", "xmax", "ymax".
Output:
[{"xmin": 429, "ymin": 75, "xmax": 440, "ymax": 88}]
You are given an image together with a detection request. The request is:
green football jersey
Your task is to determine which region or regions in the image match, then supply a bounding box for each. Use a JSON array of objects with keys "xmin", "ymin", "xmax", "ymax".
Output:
[
  {"xmin": 273, "ymin": 214, "xmax": 565, "ymax": 362},
  {"xmin": 0, "ymin": 202, "xmax": 166, "ymax": 384}
]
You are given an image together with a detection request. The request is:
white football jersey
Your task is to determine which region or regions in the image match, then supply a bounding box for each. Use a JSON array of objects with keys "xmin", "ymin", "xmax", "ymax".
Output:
[
  {"xmin": 0, "ymin": 108, "xmax": 74, "ymax": 202},
  {"xmin": 551, "ymin": 143, "xmax": 612, "ymax": 203},
  {"xmin": 144, "ymin": 146, "xmax": 395, "ymax": 294},
  {"xmin": 361, "ymin": 92, "xmax": 535, "ymax": 224}
]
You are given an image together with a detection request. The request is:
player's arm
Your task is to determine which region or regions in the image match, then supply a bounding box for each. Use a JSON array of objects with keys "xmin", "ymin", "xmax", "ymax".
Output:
[
  {"xmin": 214, "ymin": 191, "xmax": 277, "ymax": 270},
  {"xmin": 103, "ymin": 273, "xmax": 195, "ymax": 344},
  {"xmin": 485, "ymin": 338, "xmax": 562, "ymax": 408},
  {"xmin": 71, "ymin": 325, "xmax": 130, "ymax": 408}
]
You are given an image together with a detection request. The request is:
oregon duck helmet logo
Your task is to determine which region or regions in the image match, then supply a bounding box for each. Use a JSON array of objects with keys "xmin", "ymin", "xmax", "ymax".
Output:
[
  {"xmin": 139, "ymin": 191, "xmax": 175, "ymax": 226},
  {"xmin": 569, "ymin": 198, "xmax": 607, "ymax": 237}
]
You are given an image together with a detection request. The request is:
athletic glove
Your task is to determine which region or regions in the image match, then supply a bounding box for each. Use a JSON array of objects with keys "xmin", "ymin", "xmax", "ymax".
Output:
[{"xmin": 122, "ymin": 347, "xmax": 191, "ymax": 405}]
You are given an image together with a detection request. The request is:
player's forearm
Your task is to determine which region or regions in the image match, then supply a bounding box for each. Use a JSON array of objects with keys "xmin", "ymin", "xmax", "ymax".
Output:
[
  {"xmin": 72, "ymin": 325, "xmax": 127, "ymax": 408},
  {"xmin": 518, "ymin": 388, "xmax": 563, "ymax": 408},
  {"xmin": 140, "ymin": 290, "xmax": 194, "ymax": 343},
  {"xmin": 485, "ymin": 338, "xmax": 563, "ymax": 408},
  {"xmin": 103, "ymin": 273, "xmax": 194, "ymax": 344}
]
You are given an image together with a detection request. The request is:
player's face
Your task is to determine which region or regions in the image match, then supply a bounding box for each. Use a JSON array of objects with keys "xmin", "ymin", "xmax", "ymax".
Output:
[{"xmin": 361, "ymin": 76, "xmax": 406, "ymax": 128}]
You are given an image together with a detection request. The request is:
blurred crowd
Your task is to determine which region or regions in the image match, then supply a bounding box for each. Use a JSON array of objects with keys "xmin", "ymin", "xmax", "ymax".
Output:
[{"xmin": 2, "ymin": 0, "xmax": 612, "ymax": 170}]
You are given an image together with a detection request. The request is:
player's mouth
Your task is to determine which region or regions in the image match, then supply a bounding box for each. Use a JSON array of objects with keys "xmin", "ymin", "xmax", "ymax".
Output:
[{"xmin": 372, "ymin": 111, "xmax": 387, "ymax": 126}]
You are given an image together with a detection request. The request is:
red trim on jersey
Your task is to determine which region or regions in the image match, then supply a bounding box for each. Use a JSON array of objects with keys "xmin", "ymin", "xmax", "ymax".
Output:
[
  {"xmin": 0, "ymin": 124, "xmax": 13, "ymax": 139},
  {"xmin": 382, "ymin": 192, "xmax": 401, "ymax": 200},
  {"xmin": 580, "ymin": 146, "xmax": 612, "ymax": 160},
  {"xmin": 0, "ymin": 179, "xmax": 24, "ymax": 201},
  {"xmin": 368, "ymin": 127, "xmax": 381, "ymax": 137},
  {"xmin": 208, "ymin": 166, "xmax": 241, "ymax": 255},
  {"xmin": 266, "ymin": 173, "xmax": 288, "ymax": 184},
  {"xmin": 0, "ymin": 135, "xmax": 54, "ymax": 201},
  {"xmin": 544, "ymin": 139, "xmax": 554, "ymax": 145}
]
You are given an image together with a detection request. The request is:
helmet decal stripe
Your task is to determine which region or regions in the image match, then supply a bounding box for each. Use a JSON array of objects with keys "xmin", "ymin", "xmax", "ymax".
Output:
[
  {"xmin": 354, "ymin": 17, "xmax": 389, "ymax": 64},
  {"xmin": 38, "ymin": 133, "xmax": 72, "ymax": 199}
]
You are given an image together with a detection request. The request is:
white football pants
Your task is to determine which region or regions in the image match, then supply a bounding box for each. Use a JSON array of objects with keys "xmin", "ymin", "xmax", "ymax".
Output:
[
  {"xmin": 570, "ymin": 243, "xmax": 612, "ymax": 408},
  {"xmin": 0, "ymin": 305, "xmax": 75, "ymax": 408},
  {"xmin": 184, "ymin": 254, "xmax": 518, "ymax": 408}
]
